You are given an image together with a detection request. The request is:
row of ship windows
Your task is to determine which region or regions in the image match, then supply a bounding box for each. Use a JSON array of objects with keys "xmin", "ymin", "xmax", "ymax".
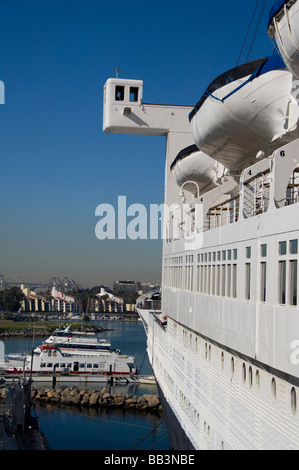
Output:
[
  {"xmin": 40, "ymin": 363, "xmax": 105, "ymax": 369},
  {"xmin": 170, "ymin": 240, "xmax": 297, "ymax": 265},
  {"xmin": 177, "ymin": 335, "xmax": 297, "ymax": 445},
  {"xmin": 178, "ymin": 364, "xmax": 297, "ymax": 451},
  {"xmin": 184, "ymin": 331, "xmax": 297, "ymax": 415},
  {"xmin": 166, "ymin": 240, "xmax": 299, "ymax": 306}
]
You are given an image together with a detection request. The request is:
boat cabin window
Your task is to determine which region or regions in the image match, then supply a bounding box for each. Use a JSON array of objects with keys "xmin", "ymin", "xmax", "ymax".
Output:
[
  {"xmin": 115, "ymin": 85, "xmax": 125, "ymax": 101},
  {"xmin": 130, "ymin": 87, "xmax": 139, "ymax": 102}
]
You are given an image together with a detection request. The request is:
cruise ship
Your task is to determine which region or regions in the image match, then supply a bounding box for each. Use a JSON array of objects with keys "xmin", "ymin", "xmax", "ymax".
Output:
[{"xmin": 102, "ymin": 0, "xmax": 299, "ymax": 449}]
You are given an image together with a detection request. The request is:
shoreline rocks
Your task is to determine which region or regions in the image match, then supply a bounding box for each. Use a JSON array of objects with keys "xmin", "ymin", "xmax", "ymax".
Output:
[{"xmin": 0, "ymin": 386, "xmax": 162, "ymax": 414}]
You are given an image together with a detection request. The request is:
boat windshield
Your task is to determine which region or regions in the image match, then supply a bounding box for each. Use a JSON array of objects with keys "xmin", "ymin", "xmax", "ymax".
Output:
[{"xmin": 189, "ymin": 56, "xmax": 285, "ymax": 122}]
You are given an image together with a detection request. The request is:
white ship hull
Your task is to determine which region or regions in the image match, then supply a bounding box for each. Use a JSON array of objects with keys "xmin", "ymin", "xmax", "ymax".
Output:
[{"xmin": 137, "ymin": 138, "xmax": 299, "ymax": 450}]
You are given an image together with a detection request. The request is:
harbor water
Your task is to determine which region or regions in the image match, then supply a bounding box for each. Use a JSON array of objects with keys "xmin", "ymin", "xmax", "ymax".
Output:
[{"xmin": 2, "ymin": 320, "xmax": 170, "ymax": 451}]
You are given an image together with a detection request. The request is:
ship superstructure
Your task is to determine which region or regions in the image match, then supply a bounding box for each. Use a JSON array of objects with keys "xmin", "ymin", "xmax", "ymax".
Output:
[{"xmin": 102, "ymin": 0, "xmax": 299, "ymax": 450}]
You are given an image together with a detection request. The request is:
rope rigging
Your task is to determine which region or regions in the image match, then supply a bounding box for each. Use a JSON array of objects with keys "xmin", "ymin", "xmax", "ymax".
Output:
[{"xmin": 237, "ymin": 0, "xmax": 268, "ymax": 66}]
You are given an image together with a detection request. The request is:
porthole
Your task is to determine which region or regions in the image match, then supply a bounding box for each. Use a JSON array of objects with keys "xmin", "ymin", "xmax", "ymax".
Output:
[
  {"xmin": 271, "ymin": 378, "xmax": 277, "ymax": 400},
  {"xmin": 221, "ymin": 352, "xmax": 224, "ymax": 371},
  {"xmin": 242, "ymin": 363, "xmax": 246, "ymax": 384},
  {"xmin": 291, "ymin": 387, "xmax": 297, "ymax": 415},
  {"xmin": 249, "ymin": 366, "xmax": 253, "ymax": 388},
  {"xmin": 256, "ymin": 370, "xmax": 260, "ymax": 390}
]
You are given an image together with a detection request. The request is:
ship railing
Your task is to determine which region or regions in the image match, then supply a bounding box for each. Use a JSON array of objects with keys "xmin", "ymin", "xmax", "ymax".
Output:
[
  {"xmin": 283, "ymin": 168, "xmax": 299, "ymax": 207},
  {"xmin": 243, "ymin": 170, "xmax": 271, "ymax": 218},
  {"xmin": 204, "ymin": 195, "xmax": 240, "ymax": 231},
  {"xmin": 143, "ymin": 300, "xmax": 161, "ymax": 310}
]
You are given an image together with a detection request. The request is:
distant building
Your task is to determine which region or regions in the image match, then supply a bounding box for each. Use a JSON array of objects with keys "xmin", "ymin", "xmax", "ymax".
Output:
[
  {"xmin": 51, "ymin": 287, "xmax": 75, "ymax": 313},
  {"xmin": 113, "ymin": 280, "xmax": 137, "ymax": 293},
  {"xmin": 93, "ymin": 287, "xmax": 123, "ymax": 313},
  {"xmin": 21, "ymin": 285, "xmax": 51, "ymax": 312}
]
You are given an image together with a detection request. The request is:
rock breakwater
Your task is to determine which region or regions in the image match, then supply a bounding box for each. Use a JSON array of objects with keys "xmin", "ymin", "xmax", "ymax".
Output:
[{"xmin": 0, "ymin": 386, "xmax": 162, "ymax": 414}]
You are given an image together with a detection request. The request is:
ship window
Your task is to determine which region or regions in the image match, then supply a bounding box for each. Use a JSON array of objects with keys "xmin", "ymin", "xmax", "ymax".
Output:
[
  {"xmin": 291, "ymin": 387, "xmax": 297, "ymax": 415},
  {"xmin": 227, "ymin": 264, "xmax": 232, "ymax": 297},
  {"xmin": 217, "ymin": 265, "xmax": 221, "ymax": 296},
  {"xmin": 221, "ymin": 352, "xmax": 224, "ymax": 370},
  {"xmin": 79, "ymin": 363, "xmax": 85, "ymax": 368},
  {"xmin": 256, "ymin": 370, "xmax": 260, "ymax": 390},
  {"xmin": 245, "ymin": 263, "xmax": 251, "ymax": 300},
  {"xmin": 271, "ymin": 378, "xmax": 277, "ymax": 400},
  {"xmin": 212, "ymin": 265, "xmax": 216, "ymax": 295},
  {"xmin": 242, "ymin": 363, "xmax": 246, "ymax": 384},
  {"xmin": 261, "ymin": 244, "xmax": 267, "ymax": 257},
  {"xmin": 130, "ymin": 87, "xmax": 139, "ymax": 102},
  {"xmin": 290, "ymin": 239, "xmax": 298, "ymax": 255},
  {"xmin": 246, "ymin": 247, "xmax": 251, "ymax": 259},
  {"xmin": 279, "ymin": 241, "xmax": 287, "ymax": 256},
  {"xmin": 207, "ymin": 265, "xmax": 211, "ymax": 294},
  {"xmin": 231, "ymin": 357, "xmax": 235, "ymax": 377},
  {"xmin": 93, "ymin": 364, "xmax": 98, "ymax": 368},
  {"xmin": 290, "ymin": 260, "xmax": 298, "ymax": 306},
  {"xmin": 232, "ymin": 264, "xmax": 237, "ymax": 298},
  {"xmin": 222, "ymin": 265, "xmax": 226, "ymax": 296},
  {"xmin": 279, "ymin": 261, "xmax": 287, "ymax": 305},
  {"xmin": 227, "ymin": 249, "xmax": 232, "ymax": 261},
  {"xmin": 233, "ymin": 249, "xmax": 238, "ymax": 260},
  {"xmin": 249, "ymin": 366, "xmax": 253, "ymax": 388},
  {"xmin": 47, "ymin": 363, "xmax": 53, "ymax": 368},
  {"xmin": 115, "ymin": 85, "xmax": 125, "ymax": 101},
  {"xmin": 261, "ymin": 262, "xmax": 267, "ymax": 302}
]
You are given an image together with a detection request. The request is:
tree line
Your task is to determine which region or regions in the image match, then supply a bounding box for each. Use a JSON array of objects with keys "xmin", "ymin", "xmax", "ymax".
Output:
[{"xmin": 0, "ymin": 287, "xmax": 24, "ymax": 313}]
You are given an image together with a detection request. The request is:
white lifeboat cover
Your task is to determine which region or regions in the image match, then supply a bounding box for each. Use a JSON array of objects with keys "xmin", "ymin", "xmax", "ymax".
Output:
[
  {"xmin": 171, "ymin": 145, "xmax": 226, "ymax": 196},
  {"xmin": 268, "ymin": 0, "xmax": 299, "ymax": 79},
  {"xmin": 189, "ymin": 55, "xmax": 299, "ymax": 171}
]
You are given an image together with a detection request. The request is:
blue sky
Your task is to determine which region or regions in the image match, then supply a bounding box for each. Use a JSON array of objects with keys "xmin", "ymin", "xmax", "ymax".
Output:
[{"xmin": 0, "ymin": 0, "xmax": 274, "ymax": 288}]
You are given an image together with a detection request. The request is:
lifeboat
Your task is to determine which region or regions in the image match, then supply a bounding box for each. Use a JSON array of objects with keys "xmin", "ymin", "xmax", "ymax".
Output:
[
  {"xmin": 268, "ymin": 0, "xmax": 299, "ymax": 79},
  {"xmin": 189, "ymin": 55, "xmax": 299, "ymax": 171},
  {"xmin": 170, "ymin": 145, "xmax": 227, "ymax": 197}
]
